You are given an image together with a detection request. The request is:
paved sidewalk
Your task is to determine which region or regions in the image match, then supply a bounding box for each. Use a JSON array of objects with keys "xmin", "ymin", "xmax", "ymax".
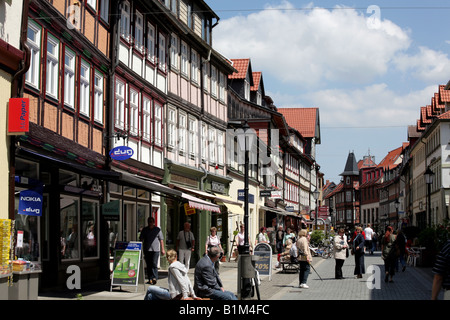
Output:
[
  {"xmin": 37, "ymin": 251, "xmax": 441, "ymax": 300},
  {"xmin": 270, "ymin": 251, "xmax": 441, "ymax": 300}
]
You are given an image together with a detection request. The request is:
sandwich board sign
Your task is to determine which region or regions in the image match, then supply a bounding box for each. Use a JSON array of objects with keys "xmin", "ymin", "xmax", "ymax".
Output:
[
  {"xmin": 253, "ymin": 242, "xmax": 272, "ymax": 280},
  {"xmin": 111, "ymin": 241, "xmax": 143, "ymax": 292}
]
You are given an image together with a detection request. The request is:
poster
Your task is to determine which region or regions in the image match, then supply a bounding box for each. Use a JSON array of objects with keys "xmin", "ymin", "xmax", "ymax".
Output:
[
  {"xmin": 253, "ymin": 243, "xmax": 272, "ymax": 280},
  {"xmin": 111, "ymin": 242, "xmax": 142, "ymax": 287}
]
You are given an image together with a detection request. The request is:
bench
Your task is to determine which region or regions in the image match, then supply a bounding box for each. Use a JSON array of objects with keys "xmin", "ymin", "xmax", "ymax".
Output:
[{"xmin": 279, "ymin": 260, "xmax": 299, "ymax": 273}]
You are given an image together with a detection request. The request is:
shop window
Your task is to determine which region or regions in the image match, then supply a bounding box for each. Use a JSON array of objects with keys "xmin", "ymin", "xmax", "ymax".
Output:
[
  {"xmin": 137, "ymin": 189, "xmax": 149, "ymax": 199},
  {"xmin": 81, "ymin": 200, "xmax": 99, "ymax": 258},
  {"xmin": 123, "ymin": 186, "xmax": 136, "ymax": 197},
  {"xmin": 60, "ymin": 196, "xmax": 80, "ymax": 260},
  {"xmin": 109, "ymin": 182, "xmax": 122, "ymax": 194},
  {"xmin": 60, "ymin": 169, "xmax": 79, "ymax": 187},
  {"xmin": 137, "ymin": 204, "xmax": 149, "ymax": 239}
]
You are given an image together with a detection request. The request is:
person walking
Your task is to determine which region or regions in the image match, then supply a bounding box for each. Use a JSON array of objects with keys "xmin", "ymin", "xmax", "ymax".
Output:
[
  {"xmin": 139, "ymin": 217, "xmax": 165, "ymax": 285},
  {"xmin": 176, "ymin": 222, "xmax": 195, "ymax": 270},
  {"xmin": 275, "ymin": 225, "xmax": 285, "ymax": 266},
  {"xmin": 364, "ymin": 224, "xmax": 374, "ymax": 255},
  {"xmin": 333, "ymin": 228, "xmax": 348, "ymax": 279},
  {"xmin": 296, "ymin": 229, "xmax": 312, "ymax": 288},
  {"xmin": 205, "ymin": 226, "xmax": 223, "ymax": 274},
  {"xmin": 353, "ymin": 226, "xmax": 365, "ymax": 279},
  {"xmin": 396, "ymin": 229, "xmax": 407, "ymax": 272},
  {"xmin": 194, "ymin": 246, "xmax": 237, "ymax": 300},
  {"xmin": 381, "ymin": 226, "xmax": 397, "ymax": 283},
  {"xmin": 255, "ymin": 227, "xmax": 269, "ymax": 245},
  {"xmin": 432, "ymin": 239, "xmax": 450, "ymax": 300}
]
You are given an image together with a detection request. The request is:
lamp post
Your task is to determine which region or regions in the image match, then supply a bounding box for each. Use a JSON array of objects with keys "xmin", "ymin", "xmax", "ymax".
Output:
[
  {"xmin": 394, "ymin": 198, "xmax": 400, "ymax": 229},
  {"xmin": 313, "ymin": 189, "xmax": 320, "ymax": 230},
  {"xmin": 236, "ymin": 121, "xmax": 256, "ymax": 299},
  {"xmin": 424, "ymin": 166, "xmax": 434, "ymax": 228}
]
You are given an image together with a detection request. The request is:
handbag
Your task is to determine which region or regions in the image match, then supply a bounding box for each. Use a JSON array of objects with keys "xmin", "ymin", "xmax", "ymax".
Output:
[{"xmin": 346, "ymin": 247, "xmax": 350, "ymax": 258}]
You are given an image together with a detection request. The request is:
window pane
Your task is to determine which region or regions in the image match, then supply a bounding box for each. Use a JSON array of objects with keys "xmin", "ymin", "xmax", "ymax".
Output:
[
  {"xmin": 82, "ymin": 201, "xmax": 98, "ymax": 258},
  {"xmin": 61, "ymin": 197, "xmax": 80, "ymax": 260}
]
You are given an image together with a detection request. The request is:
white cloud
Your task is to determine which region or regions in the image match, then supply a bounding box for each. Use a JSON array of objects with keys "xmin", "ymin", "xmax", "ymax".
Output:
[{"xmin": 214, "ymin": 2, "xmax": 411, "ymax": 88}]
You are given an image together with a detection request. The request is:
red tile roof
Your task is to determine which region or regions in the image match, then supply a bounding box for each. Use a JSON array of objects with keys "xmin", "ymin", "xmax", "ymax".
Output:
[
  {"xmin": 438, "ymin": 110, "xmax": 450, "ymax": 119},
  {"xmin": 251, "ymin": 72, "xmax": 261, "ymax": 91},
  {"xmin": 229, "ymin": 58, "xmax": 250, "ymax": 79},
  {"xmin": 440, "ymin": 85, "xmax": 450, "ymax": 103},
  {"xmin": 278, "ymin": 108, "xmax": 318, "ymax": 138},
  {"xmin": 377, "ymin": 146, "xmax": 403, "ymax": 171}
]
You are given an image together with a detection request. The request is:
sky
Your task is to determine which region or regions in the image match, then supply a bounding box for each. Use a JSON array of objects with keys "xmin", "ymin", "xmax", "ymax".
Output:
[{"xmin": 206, "ymin": 0, "xmax": 450, "ymax": 184}]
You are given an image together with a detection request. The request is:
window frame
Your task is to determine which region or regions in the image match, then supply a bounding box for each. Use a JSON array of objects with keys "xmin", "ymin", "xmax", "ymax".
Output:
[
  {"xmin": 120, "ymin": 1, "xmax": 131, "ymax": 42},
  {"xmin": 147, "ymin": 22, "xmax": 156, "ymax": 63},
  {"xmin": 178, "ymin": 111, "xmax": 186, "ymax": 153},
  {"xmin": 46, "ymin": 33, "xmax": 59, "ymax": 99},
  {"xmin": 115, "ymin": 78, "xmax": 126, "ymax": 130},
  {"xmin": 170, "ymin": 34, "xmax": 179, "ymax": 70},
  {"xmin": 158, "ymin": 32, "xmax": 167, "ymax": 72},
  {"xmin": 64, "ymin": 47, "xmax": 76, "ymax": 109},
  {"xmin": 180, "ymin": 41, "xmax": 188, "ymax": 76},
  {"xmin": 79, "ymin": 59, "xmax": 91, "ymax": 118},
  {"xmin": 93, "ymin": 71, "xmax": 104, "ymax": 124},
  {"xmin": 154, "ymin": 102, "xmax": 162, "ymax": 147},
  {"xmin": 191, "ymin": 49, "xmax": 198, "ymax": 84},
  {"xmin": 142, "ymin": 96, "xmax": 152, "ymax": 143},
  {"xmin": 129, "ymin": 88, "xmax": 139, "ymax": 136},
  {"xmin": 134, "ymin": 11, "xmax": 144, "ymax": 52},
  {"xmin": 25, "ymin": 20, "xmax": 42, "ymax": 89}
]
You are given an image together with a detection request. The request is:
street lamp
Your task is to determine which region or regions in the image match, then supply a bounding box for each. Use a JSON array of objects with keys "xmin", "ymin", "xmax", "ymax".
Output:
[
  {"xmin": 313, "ymin": 189, "xmax": 320, "ymax": 230},
  {"xmin": 236, "ymin": 121, "xmax": 256, "ymax": 299},
  {"xmin": 424, "ymin": 166, "xmax": 434, "ymax": 227}
]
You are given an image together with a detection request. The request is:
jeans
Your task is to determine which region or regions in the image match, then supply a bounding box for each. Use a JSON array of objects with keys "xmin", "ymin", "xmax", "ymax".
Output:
[
  {"xmin": 144, "ymin": 286, "xmax": 171, "ymax": 300},
  {"xmin": 144, "ymin": 251, "xmax": 160, "ymax": 281},
  {"xmin": 207, "ymin": 289, "xmax": 238, "ymax": 300},
  {"xmin": 299, "ymin": 261, "xmax": 310, "ymax": 284}
]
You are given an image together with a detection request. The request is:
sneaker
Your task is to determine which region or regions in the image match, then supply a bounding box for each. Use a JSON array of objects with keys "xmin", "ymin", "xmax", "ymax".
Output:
[{"xmin": 302, "ymin": 284, "xmax": 309, "ymax": 289}]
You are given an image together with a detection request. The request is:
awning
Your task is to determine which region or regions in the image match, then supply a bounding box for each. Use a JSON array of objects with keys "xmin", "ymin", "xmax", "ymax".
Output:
[
  {"xmin": 181, "ymin": 193, "xmax": 221, "ymax": 213},
  {"xmin": 119, "ymin": 172, "xmax": 182, "ymax": 198},
  {"xmin": 214, "ymin": 193, "xmax": 244, "ymax": 216},
  {"xmin": 17, "ymin": 147, "xmax": 121, "ymax": 180},
  {"xmin": 175, "ymin": 185, "xmax": 216, "ymax": 199}
]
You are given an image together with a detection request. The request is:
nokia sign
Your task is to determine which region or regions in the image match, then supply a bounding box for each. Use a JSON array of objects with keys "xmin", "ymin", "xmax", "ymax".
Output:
[{"xmin": 18, "ymin": 189, "xmax": 43, "ymax": 216}]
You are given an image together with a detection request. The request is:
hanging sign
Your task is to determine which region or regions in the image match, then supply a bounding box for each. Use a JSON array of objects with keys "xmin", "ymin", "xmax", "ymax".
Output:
[
  {"xmin": 109, "ymin": 146, "xmax": 134, "ymax": 160},
  {"xmin": 184, "ymin": 203, "xmax": 196, "ymax": 215},
  {"xmin": 18, "ymin": 189, "xmax": 43, "ymax": 216},
  {"xmin": 8, "ymin": 98, "xmax": 29, "ymax": 135}
]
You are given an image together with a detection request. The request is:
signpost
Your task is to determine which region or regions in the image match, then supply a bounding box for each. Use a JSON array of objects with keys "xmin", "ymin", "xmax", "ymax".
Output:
[
  {"xmin": 111, "ymin": 241, "xmax": 143, "ymax": 292},
  {"xmin": 253, "ymin": 242, "xmax": 272, "ymax": 281}
]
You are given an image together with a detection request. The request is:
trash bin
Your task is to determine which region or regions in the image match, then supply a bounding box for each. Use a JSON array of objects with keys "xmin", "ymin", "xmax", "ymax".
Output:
[{"xmin": 0, "ymin": 273, "xmax": 11, "ymax": 300}]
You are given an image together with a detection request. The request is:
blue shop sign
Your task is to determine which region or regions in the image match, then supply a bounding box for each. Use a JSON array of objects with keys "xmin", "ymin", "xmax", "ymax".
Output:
[
  {"xmin": 109, "ymin": 146, "xmax": 134, "ymax": 160},
  {"xmin": 18, "ymin": 189, "xmax": 43, "ymax": 216}
]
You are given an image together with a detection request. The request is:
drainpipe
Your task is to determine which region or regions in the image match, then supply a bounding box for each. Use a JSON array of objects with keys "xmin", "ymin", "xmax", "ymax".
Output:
[{"xmin": 9, "ymin": 0, "xmax": 31, "ymax": 219}]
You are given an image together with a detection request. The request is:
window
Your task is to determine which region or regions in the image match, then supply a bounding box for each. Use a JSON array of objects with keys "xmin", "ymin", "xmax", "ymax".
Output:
[
  {"xmin": 79, "ymin": 60, "xmax": 90, "ymax": 117},
  {"xmin": 158, "ymin": 33, "xmax": 166, "ymax": 71},
  {"xmin": 202, "ymin": 60, "xmax": 209, "ymax": 92},
  {"xmin": 209, "ymin": 128, "xmax": 216, "ymax": 163},
  {"xmin": 26, "ymin": 20, "xmax": 41, "ymax": 88},
  {"xmin": 154, "ymin": 102, "xmax": 162, "ymax": 146},
  {"xmin": 167, "ymin": 107, "xmax": 176, "ymax": 148},
  {"xmin": 87, "ymin": 0, "xmax": 97, "ymax": 10},
  {"xmin": 244, "ymin": 80, "xmax": 250, "ymax": 100},
  {"xmin": 81, "ymin": 200, "xmax": 99, "ymax": 258},
  {"xmin": 61, "ymin": 196, "xmax": 80, "ymax": 260},
  {"xmin": 46, "ymin": 35, "xmax": 59, "ymax": 98},
  {"xmin": 211, "ymin": 66, "xmax": 217, "ymax": 97},
  {"xmin": 181, "ymin": 41, "xmax": 188, "ymax": 76},
  {"xmin": 147, "ymin": 23, "xmax": 155, "ymax": 63},
  {"xmin": 134, "ymin": 11, "xmax": 144, "ymax": 52},
  {"xmin": 94, "ymin": 71, "xmax": 104, "ymax": 124},
  {"xmin": 64, "ymin": 48, "xmax": 75, "ymax": 108},
  {"xmin": 219, "ymin": 72, "xmax": 225, "ymax": 102},
  {"xmin": 142, "ymin": 97, "xmax": 152, "ymax": 142},
  {"xmin": 187, "ymin": 2, "xmax": 192, "ymax": 29},
  {"xmin": 115, "ymin": 79, "xmax": 126, "ymax": 129},
  {"xmin": 171, "ymin": 0, "xmax": 178, "ymax": 15},
  {"xmin": 170, "ymin": 34, "xmax": 178, "ymax": 69},
  {"xmin": 217, "ymin": 131, "xmax": 224, "ymax": 165},
  {"xmin": 120, "ymin": 1, "xmax": 131, "ymax": 41},
  {"xmin": 191, "ymin": 49, "xmax": 198, "ymax": 83},
  {"xmin": 188, "ymin": 117, "xmax": 196, "ymax": 156},
  {"xmin": 201, "ymin": 123, "xmax": 207, "ymax": 160},
  {"xmin": 100, "ymin": 0, "xmax": 109, "ymax": 23},
  {"xmin": 179, "ymin": 112, "xmax": 186, "ymax": 152},
  {"xmin": 129, "ymin": 89, "xmax": 139, "ymax": 136}
]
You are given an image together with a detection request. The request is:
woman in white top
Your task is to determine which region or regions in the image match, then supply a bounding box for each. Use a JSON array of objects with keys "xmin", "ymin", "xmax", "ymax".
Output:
[{"xmin": 205, "ymin": 227, "xmax": 223, "ymax": 273}]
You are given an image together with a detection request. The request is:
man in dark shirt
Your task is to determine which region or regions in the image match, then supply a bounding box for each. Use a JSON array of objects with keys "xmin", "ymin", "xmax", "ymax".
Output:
[
  {"xmin": 139, "ymin": 217, "xmax": 165, "ymax": 285},
  {"xmin": 432, "ymin": 239, "xmax": 450, "ymax": 300}
]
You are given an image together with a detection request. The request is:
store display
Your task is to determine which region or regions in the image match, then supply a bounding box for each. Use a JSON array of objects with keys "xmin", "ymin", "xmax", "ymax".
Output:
[{"xmin": 0, "ymin": 219, "xmax": 12, "ymax": 275}]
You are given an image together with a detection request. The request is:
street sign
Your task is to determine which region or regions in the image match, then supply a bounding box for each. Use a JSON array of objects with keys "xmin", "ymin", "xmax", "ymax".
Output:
[
  {"xmin": 260, "ymin": 190, "xmax": 272, "ymax": 197},
  {"xmin": 238, "ymin": 189, "xmax": 254, "ymax": 203}
]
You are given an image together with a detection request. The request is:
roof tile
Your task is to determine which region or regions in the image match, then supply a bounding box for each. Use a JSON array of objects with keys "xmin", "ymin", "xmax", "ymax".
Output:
[{"xmin": 278, "ymin": 108, "xmax": 318, "ymax": 138}]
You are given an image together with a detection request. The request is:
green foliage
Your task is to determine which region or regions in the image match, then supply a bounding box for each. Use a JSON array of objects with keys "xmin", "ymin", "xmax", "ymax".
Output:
[
  {"xmin": 418, "ymin": 219, "xmax": 450, "ymax": 252},
  {"xmin": 310, "ymin": 230, "xmax": 325, "ymax": 245}
]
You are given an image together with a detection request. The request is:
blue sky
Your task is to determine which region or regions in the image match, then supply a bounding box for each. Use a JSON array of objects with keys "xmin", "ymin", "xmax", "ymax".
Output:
[{"xmin": 208, "ymin": 0, "xmax": 450, "ymax": 183}]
